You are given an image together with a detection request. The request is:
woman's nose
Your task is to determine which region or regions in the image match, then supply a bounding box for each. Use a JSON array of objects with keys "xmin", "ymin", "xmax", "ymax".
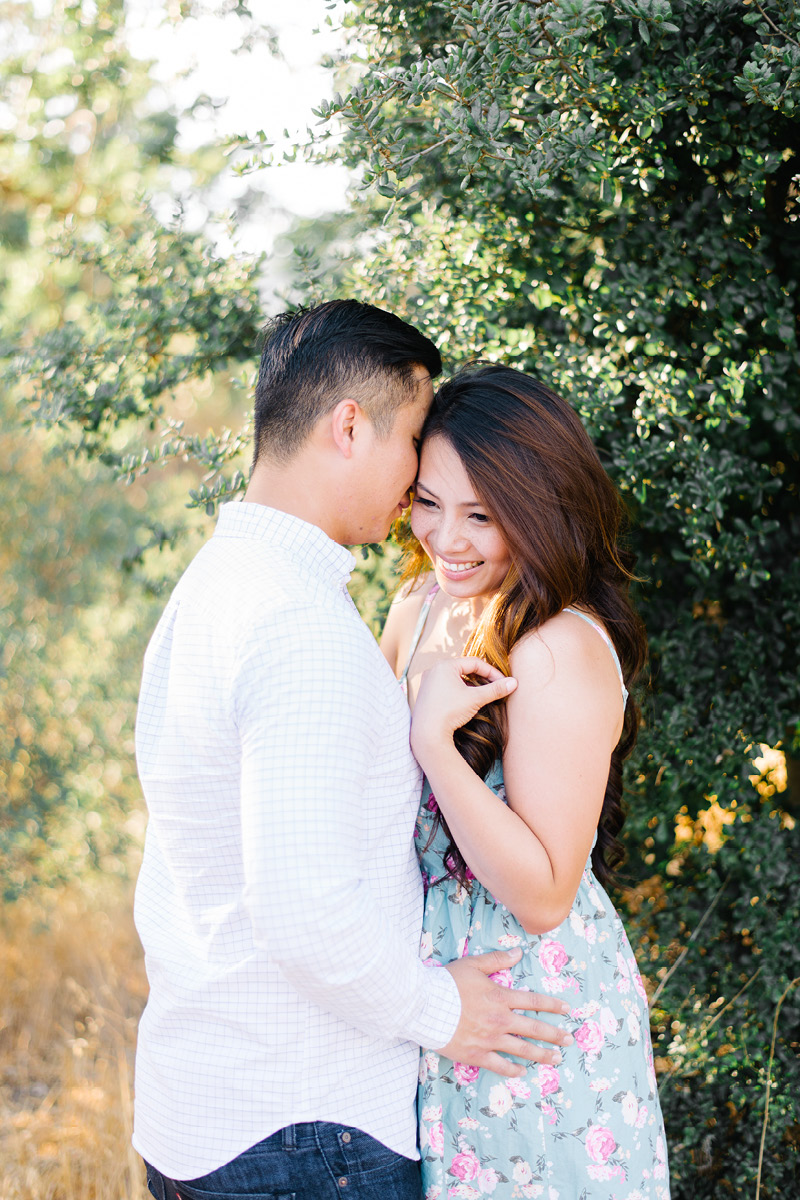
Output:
[{"xmin": 435, "ymin": 516, "xmax": 470, "ymax": 553}]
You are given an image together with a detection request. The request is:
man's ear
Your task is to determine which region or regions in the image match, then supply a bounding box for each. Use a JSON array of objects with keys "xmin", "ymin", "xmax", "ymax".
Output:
[{"xmin": 330, "ymin": 398, "xmax": 363, "ymax": 458}]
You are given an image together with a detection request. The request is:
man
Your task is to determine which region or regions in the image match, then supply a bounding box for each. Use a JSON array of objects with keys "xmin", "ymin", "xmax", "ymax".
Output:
[{"xmin": 134, "ymin": 301, "xmax": 570, "ymax": 1199}]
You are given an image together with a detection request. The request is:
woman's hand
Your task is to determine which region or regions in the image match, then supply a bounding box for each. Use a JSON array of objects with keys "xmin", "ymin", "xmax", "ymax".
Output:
[{"xmin": 410, "ymin": 656, "xmax": 517, "ymax": 767}]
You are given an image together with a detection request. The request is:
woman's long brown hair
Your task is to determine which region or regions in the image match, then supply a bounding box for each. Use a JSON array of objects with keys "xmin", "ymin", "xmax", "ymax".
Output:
[{"xmin": 401, "ymin": 365, "xmax": 647, "ymax": 889}]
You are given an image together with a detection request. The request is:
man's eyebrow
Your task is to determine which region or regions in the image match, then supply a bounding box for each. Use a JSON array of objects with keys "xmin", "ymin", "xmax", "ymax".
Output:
[{"xmin": 415, "ymin": 480, "xmax": 485, "ymax": 508}]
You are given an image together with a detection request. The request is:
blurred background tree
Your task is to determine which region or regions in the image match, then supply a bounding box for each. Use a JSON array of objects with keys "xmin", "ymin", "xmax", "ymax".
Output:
[
  {"xmin": 0, "ymin": 0, "xmax": 264, "ymax": 897},
  {"xmin": 3, "ymin": 0, "xmax": 799, "ymax": 1194}
]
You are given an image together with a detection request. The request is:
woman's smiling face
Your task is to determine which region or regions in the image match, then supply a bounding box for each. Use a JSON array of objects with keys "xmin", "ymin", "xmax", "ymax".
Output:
[{"xmin": 411, "ymin": 435, "xmax": 513, "ymax": 600}]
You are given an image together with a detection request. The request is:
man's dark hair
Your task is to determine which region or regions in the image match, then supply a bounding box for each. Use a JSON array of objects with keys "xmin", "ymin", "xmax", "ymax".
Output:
[{"xmin": 253, "ymin": 299, "xmax": 442, "ymax": 462}]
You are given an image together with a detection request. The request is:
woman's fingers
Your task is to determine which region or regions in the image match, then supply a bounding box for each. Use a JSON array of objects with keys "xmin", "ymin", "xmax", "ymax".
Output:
[
  {"xmin": 473, "ymin": 675, "xmax": 518, "ymax": 703},
  {"xmin": 454, "ymin": 655, "xmax": 507, "ymax": 681}
]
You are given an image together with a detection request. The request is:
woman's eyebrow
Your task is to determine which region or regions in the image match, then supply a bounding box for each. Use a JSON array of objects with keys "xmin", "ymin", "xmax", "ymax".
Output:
[
  {"xmin": 415, "ymin": 480, "xmax": 485, "ymax": 508},
  {"xmin": 414, "ymin": 479, "xmax": 438, "ymax": 499}
]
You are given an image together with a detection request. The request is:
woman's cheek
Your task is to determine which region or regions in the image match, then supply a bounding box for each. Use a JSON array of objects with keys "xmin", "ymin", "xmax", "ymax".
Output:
[{"xmin": 410, "ymin": 508, "xmax": 433, "ymax": 547}]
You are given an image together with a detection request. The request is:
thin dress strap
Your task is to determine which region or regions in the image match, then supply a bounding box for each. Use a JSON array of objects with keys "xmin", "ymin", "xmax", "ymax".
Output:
[
  {"xmin": 563, "ymin": 606, "xmax": 629, "ymax": 708},
  {"xmin": 398, "ymin": 583, "xmax": 440, "ymax": 697}
]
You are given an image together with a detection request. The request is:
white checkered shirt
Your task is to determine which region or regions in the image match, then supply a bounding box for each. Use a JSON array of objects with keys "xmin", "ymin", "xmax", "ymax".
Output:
[{"xmin": 132, "ymin": 502, "xmax": 461, "ymax": 1180}]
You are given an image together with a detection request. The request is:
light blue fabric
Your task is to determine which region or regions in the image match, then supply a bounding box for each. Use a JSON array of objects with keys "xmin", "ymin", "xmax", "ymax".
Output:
[{"xmin": 415, "ymin": 763, "xmax": 670, "ymax": 1198}]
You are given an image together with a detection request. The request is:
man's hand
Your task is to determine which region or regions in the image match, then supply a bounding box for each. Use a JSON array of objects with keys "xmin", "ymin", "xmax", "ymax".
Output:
[{"xmin": 434, "ymin": 949, "xmax": 573, "ymax": 1079}]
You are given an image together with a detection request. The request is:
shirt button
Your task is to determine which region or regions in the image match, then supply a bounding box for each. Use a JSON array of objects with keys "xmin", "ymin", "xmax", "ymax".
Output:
[
  {"xmin": 341, "ymin": 1131, "xmax": 351, "ymax": 1144},
  {"xmin": 338, "ymin": 1178, "xmax": 348, "ymax": 1188}
]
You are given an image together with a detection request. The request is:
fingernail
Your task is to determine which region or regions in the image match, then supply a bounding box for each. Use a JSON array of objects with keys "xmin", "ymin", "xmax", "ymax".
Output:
[
  {"xmin": 560, "ymin": 1002, "xmax": 571, "ymax": 1015},
  {"xmin": 551, "ymin": 1051, "xmax": 562, "ymax": 1065},
  {"xmin": 562, "ymin": 1033, "xmax": 574, "ymax": 1046}
]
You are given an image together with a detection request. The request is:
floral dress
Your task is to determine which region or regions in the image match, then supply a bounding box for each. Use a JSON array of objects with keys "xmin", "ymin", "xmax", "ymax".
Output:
[{"xmin": 411, "ymin": 608, "xmax": 670, "ymax": 1199}]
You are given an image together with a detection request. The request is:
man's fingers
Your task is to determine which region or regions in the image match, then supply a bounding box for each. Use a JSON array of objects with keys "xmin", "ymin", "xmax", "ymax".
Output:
[
  {"xmin": 505, "ymin": 989, "xmax": 572, "ymax": 1017},
  {"xmin": 473, "ymin": 1051, "xmax": 527, "ymax": 1079},
  {"xmin": 468, "ymin": 1040, "xmax": 563, "ymax": 1075},
  {"xmin": 493, "ymin": 1035, "xmax": 563, "ymax": 1065},
  {"xmin": 463, "ymin": 953, "xmax": 572, "ymax": 1017},
  {"xmin": 467, "ymin": 949, "xmax": 525, "ymax": 975},
  {"xmin": 508, "ymin": 1014, "xmax": 574, "ymax": 1046}
]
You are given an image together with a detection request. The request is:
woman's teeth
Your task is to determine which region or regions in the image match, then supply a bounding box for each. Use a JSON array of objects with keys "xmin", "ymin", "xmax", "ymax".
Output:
[{"xmin": 440, "ymin": 559, "xmax": 482, "ymax": 573}]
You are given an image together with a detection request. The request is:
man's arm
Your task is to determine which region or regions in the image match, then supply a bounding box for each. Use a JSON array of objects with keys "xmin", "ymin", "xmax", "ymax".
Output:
[{"xmin": 234, "ymin": 606, "xmax": 461, "ymax": 1048}]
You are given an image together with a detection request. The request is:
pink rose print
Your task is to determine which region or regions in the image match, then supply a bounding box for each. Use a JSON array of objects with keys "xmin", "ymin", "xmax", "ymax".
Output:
[
  {"xmin": 453, "ymin": 1061, "xmax": 480, "ymax": 1085},
  {"xmin": 631, "ymin": 968, "xmax": 648, "ymax": 1003},
  {"xmin": 537, "ymin": 1063, "xmax": 560, "ymax": 1096},
  {"xmin": 599, "ymin": 1006, "xmax": 619, "ymax": 1036},
  {"xmin": 488, "ymin": 969, "xmax": 514, "ymax": 988},
  {"xmin": 428, "ymin": 1121, "xmax": 445, "ymax": 1156},
  {"xmin": 540, "ymin": 974, "xmax": 568, "ymax": 994},
  {"xmin": 507, "ymin": 1076, "xmax": 531, "ymax": 1099},
  {"xmin": 426, "ymin": 793, "xmax": 439, "ymax": 811},
  {"xmin": 477, "ymin": 1167, "xmax": 500, "ymax": 1193},
  {"xmin": 655, "ymin": 1134, "xmax": 668, "ymax": 1179},
  {"xmin": 497, "ymin": 933, "xmax": 523, "ymax": 948},
  {"xmin": 620, "ymin": 1091, "xmax": 639, "ymax": 1126},
  {"xmin": 539, "ymin": 939, "xmax": 569, "ymax": 975},
  {"xmin": 587, "ymin": 1163, "xmax": 623, "ymax": 1182},
  {"xmin": 487, "ymin": 1083, "xmax": 513, "ymax": 1116},
  {"xmin": 512, "ymin": 1161, "xmax": 533, "ymax": 1185},
  {"xmin": 541, "ymin": 1101, "xmax": 557, "ymax": 1125},
  {"xmin": 574, "ymin": 1019, "xmax": 604, "ymax": 1056},
  {"xmin": 585, "ymin": 1124, "xmax": 617, "ymax": 1164},
  {"xmin": 449, "ymin": 1150, "xmax": 480, "ymax": 1181},
  {"xmin": 646, "ymin": 1043, "xmax": 658, "ymax": 1092}
]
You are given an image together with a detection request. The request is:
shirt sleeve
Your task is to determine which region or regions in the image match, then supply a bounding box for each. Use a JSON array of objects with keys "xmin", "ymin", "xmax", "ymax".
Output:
[{"xmin": 232, "ymin": 601, "xmax": 461, "ymax": 1049}]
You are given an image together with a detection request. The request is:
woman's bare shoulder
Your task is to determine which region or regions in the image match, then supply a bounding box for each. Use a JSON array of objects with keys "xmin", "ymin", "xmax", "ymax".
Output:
[
  {"xmin": 380, "ymin": 571, "xmax": 436, "ymax": 674},
  {"xmin": 509, "ymin": 607, "xmax": 620, "ymax": 699}
]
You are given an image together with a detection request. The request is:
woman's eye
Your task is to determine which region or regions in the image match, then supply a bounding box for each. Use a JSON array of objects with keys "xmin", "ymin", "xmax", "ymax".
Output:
[
  {"xmin": 413, "ymin": 495, "xmax": 436, "ymax": 508},
  {"xmin": 470, "ymin": 513, "xmax": 490, "ymax": 523}
]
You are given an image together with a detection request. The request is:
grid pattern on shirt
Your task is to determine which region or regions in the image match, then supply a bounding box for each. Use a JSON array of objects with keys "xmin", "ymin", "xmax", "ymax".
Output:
[{"xmin": 132, "ymin": 503, "xmax": 461, "ymax": 1180}]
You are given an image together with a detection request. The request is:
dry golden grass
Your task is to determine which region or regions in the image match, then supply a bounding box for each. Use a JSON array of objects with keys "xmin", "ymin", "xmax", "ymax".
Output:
[{"xmin": 0, "ymin": 883, "xmax": 149, "ymax": 1200}]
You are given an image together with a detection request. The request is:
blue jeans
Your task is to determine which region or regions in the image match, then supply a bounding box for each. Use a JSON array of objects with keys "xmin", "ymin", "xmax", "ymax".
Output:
[{"xmin": 144, "ymin": 1122, "xmax": 422, "ymax": 1200}]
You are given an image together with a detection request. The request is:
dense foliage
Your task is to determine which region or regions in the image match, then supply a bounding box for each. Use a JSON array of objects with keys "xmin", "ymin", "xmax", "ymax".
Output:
[
  {"xmin": 0, "ymin": 0, "xmax": 255, "ymax": 890},
  {"xmin": 0, "ymin": 396, "xmax": 166, "ymax": 899}
]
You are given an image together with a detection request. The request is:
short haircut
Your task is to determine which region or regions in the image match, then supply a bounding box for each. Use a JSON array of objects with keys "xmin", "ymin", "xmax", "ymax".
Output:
[{"xmin": 253, "ymin": 299, "xmax": 442, "ymax": 462}]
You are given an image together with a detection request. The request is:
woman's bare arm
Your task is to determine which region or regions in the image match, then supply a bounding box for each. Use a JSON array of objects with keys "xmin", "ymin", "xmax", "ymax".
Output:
[{"xmin": 410, "ymin": 613, "xmax": 624, "ymax": 933}]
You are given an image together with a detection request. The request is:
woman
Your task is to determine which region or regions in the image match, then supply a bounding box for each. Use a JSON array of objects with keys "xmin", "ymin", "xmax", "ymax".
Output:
[{"xmin": 382, "ymin": 366, "xmax": 669, "ymax": 1199}]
